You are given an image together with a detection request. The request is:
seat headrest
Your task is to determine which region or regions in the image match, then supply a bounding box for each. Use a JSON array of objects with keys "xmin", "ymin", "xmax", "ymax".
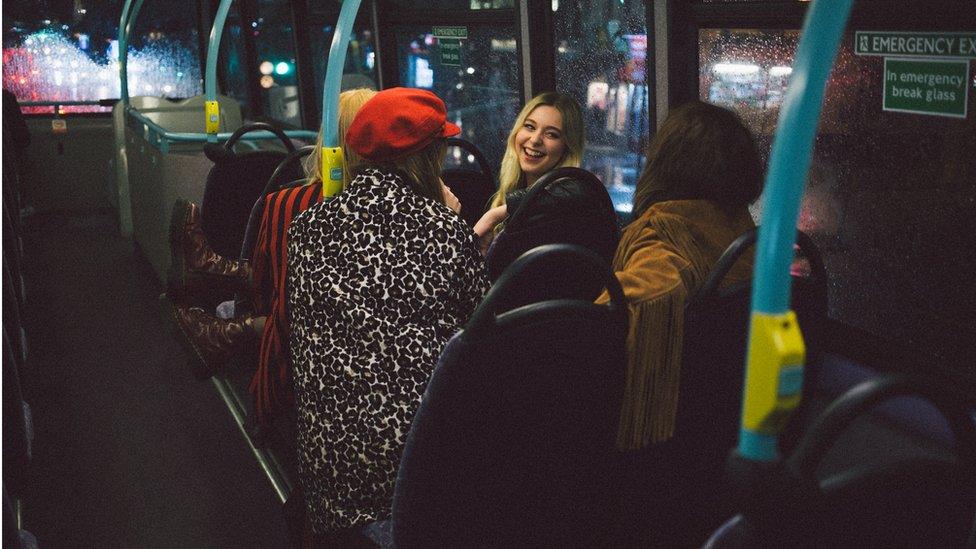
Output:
[{"xmin": 203, "ymin": 143, "xmax": 236, "ymax": 164}]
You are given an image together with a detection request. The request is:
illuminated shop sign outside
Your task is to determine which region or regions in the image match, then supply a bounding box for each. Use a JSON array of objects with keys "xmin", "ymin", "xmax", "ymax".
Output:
[{"xmin": 855, "ymin": 31, "xmax": 976, "ymax": 59}]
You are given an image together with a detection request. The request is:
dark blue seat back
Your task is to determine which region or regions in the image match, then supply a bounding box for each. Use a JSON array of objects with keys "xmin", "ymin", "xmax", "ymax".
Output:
[
  {"xmin": 393, "ymin": 244, "xmax": 629, "ymax": 548},
  {"xmin": 199, "ymin": 123, "xmax": 304, "ymax": 259}
]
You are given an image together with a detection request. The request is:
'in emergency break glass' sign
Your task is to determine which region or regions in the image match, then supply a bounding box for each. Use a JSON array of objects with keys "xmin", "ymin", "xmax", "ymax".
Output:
[{"xmin": 883, "ymin": 59, "xmax": 969, "ymax": 118}]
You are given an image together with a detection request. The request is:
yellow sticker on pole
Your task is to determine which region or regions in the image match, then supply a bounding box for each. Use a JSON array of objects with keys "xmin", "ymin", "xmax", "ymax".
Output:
[
  {"xmin": 741, "ymin": 311, "xmax": 806, "ymax": 434},
  {"xmin": 321, "ymin": 147, "xmax": 344, "ymax": 197},
  {"xmin": 205, "ymin": 101, "xmax": 220, "ymax": 134}
]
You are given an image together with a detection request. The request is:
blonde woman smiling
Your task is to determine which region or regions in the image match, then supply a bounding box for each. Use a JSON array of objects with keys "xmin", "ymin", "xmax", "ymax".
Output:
[{"xmin": 474, "ymin": 92, "xmax": 585, "ymax": 250}]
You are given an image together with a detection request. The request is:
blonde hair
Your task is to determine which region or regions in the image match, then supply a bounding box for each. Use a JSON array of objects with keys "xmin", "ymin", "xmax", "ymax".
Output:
[
  {"xmin": 492, "ymin": 92, "xmax": 585, "ymax": 208},
  {"xmin": 304, "ymin": 88, "xmax": 378, "ymax": 187},
  {"xmin": 375, "ymin": 139, "xmax": 448, "ymax": 205}
]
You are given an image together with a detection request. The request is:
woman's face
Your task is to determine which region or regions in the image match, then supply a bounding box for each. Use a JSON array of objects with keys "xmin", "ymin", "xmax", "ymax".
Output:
[{"xmin": 514, "ymin": 105, "xmax": 567, "ymax": 186}]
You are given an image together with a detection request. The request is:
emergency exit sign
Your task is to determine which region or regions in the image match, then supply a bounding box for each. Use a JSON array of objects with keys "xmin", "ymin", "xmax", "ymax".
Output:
[
  {"xmin": 855, "ymin": 31, "xmax": 976, "ymax": 59},
  {"xmin": 432, "ymin": 26, "xmax": 468, "ymax": 40},
  {"xmin": 883, "ymin": 58, "xmax": 969, "ymax": 118}
]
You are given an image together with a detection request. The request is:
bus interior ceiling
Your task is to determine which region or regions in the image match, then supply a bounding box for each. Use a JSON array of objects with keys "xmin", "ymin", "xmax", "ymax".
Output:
[{"xmin": 3, "ymin": 0, "xmax": 975, "ymax": 546}]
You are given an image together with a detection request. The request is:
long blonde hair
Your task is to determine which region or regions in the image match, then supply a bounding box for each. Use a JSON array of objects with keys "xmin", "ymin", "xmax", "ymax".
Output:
[
  {"xmin": 304, "ymin": 88, "xmax": 378, "ymax": 187},
  {"xmin": 492, "ymin": 92, "xmax": 585, "ymax": 208}
]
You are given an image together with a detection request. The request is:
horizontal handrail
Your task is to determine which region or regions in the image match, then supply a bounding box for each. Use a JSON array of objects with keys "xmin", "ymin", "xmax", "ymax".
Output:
[
  {"xmin": 211, "ymin": 375, "xmax": 293, "ymax": 504},
  {"xmin": 124, "ymin": 106, "xmax": 316, "ymax": 153}
]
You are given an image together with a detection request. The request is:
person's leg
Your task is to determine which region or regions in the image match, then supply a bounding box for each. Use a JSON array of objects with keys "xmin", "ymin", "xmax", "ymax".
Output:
[
  {"xmin": 168, "ymin": 199, "xmax": 252, "ymax": 301},
  {"xmin": 165, "ymin": 301, "xmax": 261, "ymax": 379}
]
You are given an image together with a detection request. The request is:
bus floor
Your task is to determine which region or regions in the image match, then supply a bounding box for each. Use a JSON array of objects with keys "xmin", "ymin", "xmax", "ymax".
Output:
[{"xmin": 17, "ymin": 210, "xmax": 290, "ymax": 548}]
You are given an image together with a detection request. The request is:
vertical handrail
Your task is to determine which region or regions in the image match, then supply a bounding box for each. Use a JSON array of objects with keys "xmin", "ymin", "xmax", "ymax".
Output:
[
  {"xmin": 118, "ymin": 0, "xmax": 146, "ymax": 105},
  {"xmin": 318, "ymin": 0, "xmax": 365, "ymax": 196},
  {"xmin": 204, "ymin": 0, "xmax": 235, "ymax": 142},
  {"xmin": 321, "ymin": 0, "xmax": 364, "ymax": 148},
  {"xmin": 737, "ymin": 0, "xmax": 854, "ymax": 461}
]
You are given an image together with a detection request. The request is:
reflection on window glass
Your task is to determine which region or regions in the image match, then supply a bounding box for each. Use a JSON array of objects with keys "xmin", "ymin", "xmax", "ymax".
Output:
[
  {"xmin": 700, "ymin": 29, "xmax": 976, "ymax": 370},
  {"xmin": 396, "ymin": 26, "xmax": 520, "ymax": 179},
  {"xmin": 2, "ymin": 2, "xmax": 202, "ymax": 114},
  {"xmin": 221, "ymin": 11, "xmax": 253, "ymax": 119},
  {"xmin": 254, "ymin": 0, "xmax": 301, "ymax": 126},
  {"xmin": 310, "ymin": 24, "xmax": 377, "ymax": 112},
  {"xmin": 554, "ymin": 0, "xmax": 650, "ymax": 222}
]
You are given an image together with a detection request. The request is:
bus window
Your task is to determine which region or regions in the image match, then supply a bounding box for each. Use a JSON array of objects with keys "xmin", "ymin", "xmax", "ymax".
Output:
[
  {"xmin": 554, "ymin": 0, "xmax": 650, "ymax": 222},
  {"xmin": 2, "ymin": 0, "xmax": 202, "ymax": 114},
  {"xmin": 308, "ymin": 23, "xmax": 377, "ymax": 111},
  {"xmin": 253, "ymin": 0, "xmax": 302, "ymax": 127},
  {"xmin": 219, "ymin": 9, "xmax": 255, "ymax": 120},
  {"xmin": 699, "ymin": 28, "xmax": 976, "ymax": 372},
  {"xmin": 395, "ymin": 25, "xmax": 520, "ymax": 175}
]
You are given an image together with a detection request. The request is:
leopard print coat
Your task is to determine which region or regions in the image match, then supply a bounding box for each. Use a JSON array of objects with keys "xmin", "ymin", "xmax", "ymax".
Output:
[{"xmin": 287, "ymin": 167, "xmax": 489, "ymax": 533}]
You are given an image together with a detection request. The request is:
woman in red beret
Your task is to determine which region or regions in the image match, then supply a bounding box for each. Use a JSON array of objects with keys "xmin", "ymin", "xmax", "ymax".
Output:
[{"xmin": 285, "ymin": 87, "xmax": 490, "ymax": 545}]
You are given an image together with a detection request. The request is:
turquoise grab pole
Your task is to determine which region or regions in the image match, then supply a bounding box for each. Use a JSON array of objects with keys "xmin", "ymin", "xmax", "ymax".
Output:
[
  {"xmin": 321, "ymin": 0, "xmax": 364, "ymax": 148},
  {"xmin": 318, "ymin": 0, "xmax": 365, "ymax": 196},
  {"xmin": 205, "ymin": 0, "xmax": 234, "ymax": 107},
  {"xmin": 117, "ymin": 0, "xmax": 146, "ymax": 105},
  {"xmin": 737, "ymin": 0, "xmax": 853, "ymax": 461},
  {"xmin": 204, "ymin": 0, "xmax": 235, "ymax": 142}
]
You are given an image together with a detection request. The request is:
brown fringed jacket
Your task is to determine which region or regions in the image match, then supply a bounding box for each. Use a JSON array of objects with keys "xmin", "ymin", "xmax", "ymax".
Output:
[{"xmin": 598, "ymin": 199, "xmax": 755, "ymax": 450}]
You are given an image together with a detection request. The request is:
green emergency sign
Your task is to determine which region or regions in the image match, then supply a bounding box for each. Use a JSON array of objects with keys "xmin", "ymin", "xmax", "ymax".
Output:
[
  {"xmin": 855, "ymin": 31, "xmax": 976, "ymax": 59},
  {"xmin": 440, "ymin": 39, "xmax": 462, "ymax": 67},
  {"xmin": 432, "ymin": 26, "xmax": 467, "ymax": 67},
  {"xmin": 883, "ymin": 58, "xmax": 969, "ymax": 118},
  {"xmin": 432, "ymin": 26, "xmax": 468, "ymax": 39}
]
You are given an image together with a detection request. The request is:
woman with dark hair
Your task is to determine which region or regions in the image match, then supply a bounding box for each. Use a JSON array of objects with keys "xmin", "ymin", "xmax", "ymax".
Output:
[
  {"xmin": 285, "ymin": 88, "xmax": 488, "ymax": 544},
  {"xmin": 600, "ymin": 101, "xmax": 763, "ymax": 450}
]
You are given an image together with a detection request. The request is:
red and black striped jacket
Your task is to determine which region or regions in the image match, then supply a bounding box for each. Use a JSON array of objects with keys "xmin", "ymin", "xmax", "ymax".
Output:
[{"xmin": 249, "ymin": 182, "xmax": 322, "ymax": 420}]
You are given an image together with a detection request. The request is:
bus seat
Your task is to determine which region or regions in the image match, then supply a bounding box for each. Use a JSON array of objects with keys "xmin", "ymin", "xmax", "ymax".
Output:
[
  {"xmin": 485, "ymin": 167, "xmax": 619, "ymax": 282},
  {"xmin": 814, "ymin": 351, "xmax": 976, "ymax": 449},
  {"xmin": 614, "ymin": 227, "xmax": 828, "ymax": 547},
  {"xmin": 392, "ymin": 244, "xmax": 628, "ymax": 548},
  {"xmin": 442, "ymin": 137, "xmax": 495, "ymax": 229},
  {"xmin": 705, "ymin": 374, "xmax": 976, "ymax": 548},
  {"xmin": 238, "ymin": 146, "xmax": 315, "ymax": 264},
  {"xmin": 3, "ymin": 330, "xmax": 33, "ymax": 498},
  {"xmin": 259, "ymin": 145, "xmax": 315, "ymax": 199},
  {"xmin": 199, "ymin": 122, "xmax": 305, "ymax": 259}
]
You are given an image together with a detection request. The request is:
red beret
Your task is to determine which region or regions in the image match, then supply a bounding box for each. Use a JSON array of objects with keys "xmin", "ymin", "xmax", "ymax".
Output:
[{"xmin": 346, "ymin": 87, "xmax": 461, "ymax": 162}]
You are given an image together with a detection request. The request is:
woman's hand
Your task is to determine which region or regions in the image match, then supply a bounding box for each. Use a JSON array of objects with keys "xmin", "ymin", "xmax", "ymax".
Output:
[
  {"xmin": 473, "ymin": 204, "xmax": 507, "ymax": 255},
  {"xmin": 441, "ymin": 180, "xmax": 461, "ymax": 214}
]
